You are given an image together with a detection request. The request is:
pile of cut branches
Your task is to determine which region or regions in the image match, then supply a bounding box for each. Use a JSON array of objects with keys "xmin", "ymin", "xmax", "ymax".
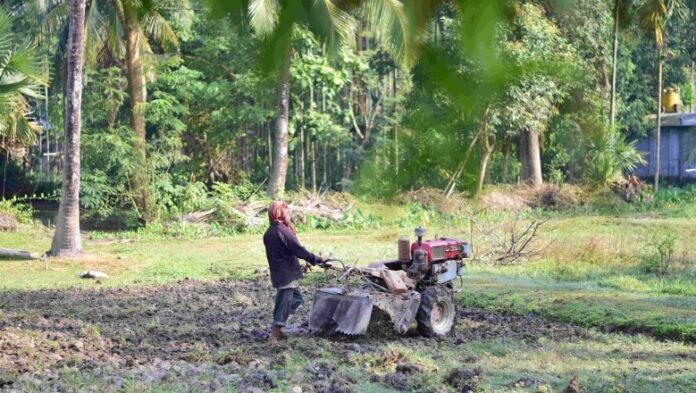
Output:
[
  {"xmin": 286, "ymin": 192, "xmax": 353, "ymax": 223},
  {"xmin": 179, "ymin": 192, "xmax": 353, "ymax": 231}
]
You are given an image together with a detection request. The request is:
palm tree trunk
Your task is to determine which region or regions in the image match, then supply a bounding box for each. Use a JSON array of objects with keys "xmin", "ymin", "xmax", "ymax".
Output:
[
  {"xmin": 519, "ymin": 128, "xmax": 542, "ymax": 187},
  {"xmin": 610, "ymin": 0, "xmax": 620, "ymax": 127},
  {"xmin": 311, "ymin": 141, "xmax": 317, "ymax": 193},
  {"xmin": 654, "ymin": 56, "xmax": 663, "ymax": 191},
  {"xmin": 268, "ymin": 46, "xmax": 292, "ymax": 198},
  {"xmin": 2, "ymin": 149, "xmax": 7, "ymax": 199},
  {"xmin": 529, "ymin": 129, "xmax": 543, "ymax": 186},
  {"xmin": 115, "ymin": 0, "xmax": 151, "ymax": 220},
  {"xmin": 322, "ymin": 142, "xmax": 328, "ymax": 187},
  {"xmin": 519, "ymin": 128, "xmax": 530, "ymax": 181},
  {"xmin": 691, "ymin": 62, "xmax": 695, "ymax": 112},
  {"xmin": 502, "ymin": 138, "xmax": 510, "ymax": 183},
  {"xmin": 393, "ymin": 67, "xmax": 399, "ymax": 175},
  {"xmin": 51, "ymin": 0, "xmax": 86, "ymax": 256},
  {"xmin": 298, "ymin": 126, "xmax": 305, "ymax": 189},
  {"xmin": 476, "ymin": 135, "xmax": 495, "ymax": 196},
  {"xmin": 267, "ymin": 121, "xmax": 272, "ymax": 172}
]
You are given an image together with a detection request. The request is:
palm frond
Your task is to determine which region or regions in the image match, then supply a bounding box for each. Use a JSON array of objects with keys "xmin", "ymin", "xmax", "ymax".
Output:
[
  {"xmin": 18, "ymin": 86, "xmax": 45, "ymax": 100},
  {"xmin": 309, "ymin": 0, "xmax": 357, "ymax": 58},
  {"xmin": 34, "ymin": 0, "xmax": 63, "ymax": 14},
  {"xmin": 249, "ymin": 0, "xmax": 279, "ymax": 37},
  {"xmin": 139, "ymin": 33, "xmax": 159, "ymax": 82},
  {"xmin": 637, "ymin": 0, "xmax": 682, "ymax": 47},
  {"xmin": 140, "ymin": 30, "xmax": 154, "ymax": 55},
  {"xmin": 0, "ymin": 75, "xmax": 34, "ymax": 95},
  {"xmin": 361, "ymin": 0, "xmax": 418, "ymax": 68},
  {"xmin": 0, "ymin": 94, "xmax": 41, "ymax": 145},
  {"xmin": 0, "ymin": 39, "xmax": 12, "ymax": 75},
  {"xmin": 106, "ymin": 8, "xmax": 126, "ymax": 59},
  {"xmin": 10, "ymin": 113, "xmax": 42, "ymax": 146},
  {"xmin": 142, "ymin": 11, "xmax": 179, "ymax": 50},
  {"xmin": 7, "ymin": 43, "xmax": 48, "ymax": 85},
  {"xmin": 37, "ymin": 2, "xmax": 69, "ymax": 44},
  {"xmin": 0, "ymin": 6, "xmax": 12, "ymax": 37},
  {"xmin": 0, "ymin": 6, "xmax": 46, "ymax": 146},
  {"xmin": 84, "ymin": 0, "xmax": 108, "ymax": 66}
]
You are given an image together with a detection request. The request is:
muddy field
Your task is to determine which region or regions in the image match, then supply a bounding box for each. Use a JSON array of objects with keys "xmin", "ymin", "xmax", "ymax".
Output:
[{"xmin": 1, "ymin": 277, "xmax": 593, "ymax": 392}]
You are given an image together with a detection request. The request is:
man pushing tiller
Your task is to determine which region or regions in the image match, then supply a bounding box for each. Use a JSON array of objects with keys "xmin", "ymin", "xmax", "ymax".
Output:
[{"xmin": 263, "ymin": 201, "xmax": 327, "ymax": 343}]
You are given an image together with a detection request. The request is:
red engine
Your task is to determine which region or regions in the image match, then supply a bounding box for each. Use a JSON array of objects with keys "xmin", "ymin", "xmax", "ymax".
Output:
[
  {"xmin": 400, "ymin": 227, "xmax": 471, "ymax": 284},
  {"xmin": 410, "ymin": 238, "xmax": 471, "ymax": 262}
]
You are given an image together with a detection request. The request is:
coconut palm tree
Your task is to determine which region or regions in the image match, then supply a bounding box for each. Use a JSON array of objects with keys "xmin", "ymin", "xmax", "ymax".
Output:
[
  {"xmin": 248, "ymin": 0, "xmax": 357, "ymax": 198},
  {"xmin": 0, "ymin": 7, "xmax": 47, "ymax": 149},
  {"xmin": 50, "ymin": 0, "xmax": 86, "ymax": 256},
  {"xmin": 37, "ymin": 0, "xmax": 178, "ymax": 220},
  {"xmin": 206, "ymin": 0, "xmax": 428, "ymax": 198},
  {"xmin": 638, "ymin": 0, "xmax": 681, "ymax": 191},
  {"xmin": 610, "ymin": 0, "xmax": 634, "ymax": 127}
]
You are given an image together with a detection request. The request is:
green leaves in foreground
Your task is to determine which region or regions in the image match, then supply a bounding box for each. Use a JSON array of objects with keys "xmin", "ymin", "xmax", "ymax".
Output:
[{"xmin": 0, "ymin": 6, "xmax": 47, "ymax": 147}]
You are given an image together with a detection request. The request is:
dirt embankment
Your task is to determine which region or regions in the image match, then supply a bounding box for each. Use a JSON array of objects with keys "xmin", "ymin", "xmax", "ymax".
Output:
[{"xmin": 0, "ymin": 278, "xmax": 585, "ymax": 392}]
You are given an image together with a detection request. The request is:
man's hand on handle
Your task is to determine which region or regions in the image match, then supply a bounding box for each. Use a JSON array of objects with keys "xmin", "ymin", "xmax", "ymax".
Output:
[
  {"xmin": 319, "ymin": 258, "xmax": 334, "ymax": 269},
  {"xmin": 303, "ymin": 257, "xmax": 331, "ymax": 273}
]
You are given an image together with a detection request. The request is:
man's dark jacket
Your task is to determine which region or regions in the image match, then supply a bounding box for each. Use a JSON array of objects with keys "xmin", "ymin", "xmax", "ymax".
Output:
[{"xmin": 263, "ymin": 222, "xmax": 322, "ymax": 288}]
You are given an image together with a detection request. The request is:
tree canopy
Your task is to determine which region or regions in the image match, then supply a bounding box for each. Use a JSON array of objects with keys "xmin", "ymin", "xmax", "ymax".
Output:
[{"xmin": 1, "ymin": 0, "xmax": 695, "ymax": 226}]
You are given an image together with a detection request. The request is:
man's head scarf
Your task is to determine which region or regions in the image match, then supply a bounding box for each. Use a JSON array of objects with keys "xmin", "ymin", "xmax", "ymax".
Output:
[{"xmin": 268, "ymin": 201, "xmax": 295, "ymax": 234}]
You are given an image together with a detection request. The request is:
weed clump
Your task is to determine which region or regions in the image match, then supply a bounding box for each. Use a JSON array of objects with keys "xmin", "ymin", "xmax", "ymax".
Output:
[
  {"xmin": 638, "ymin": 231, "xmax": 676, "ymax": 275},
  {"xmin": 0, "ymin": 199, "xmax": 32, "ymax": 231},
  {"xmin": 0, "ymin": 214, "xmax": 17, "ymax": 232},
  {"xmin": 444, "ymin": 367, "xmax": 481, "ymax": 392}
]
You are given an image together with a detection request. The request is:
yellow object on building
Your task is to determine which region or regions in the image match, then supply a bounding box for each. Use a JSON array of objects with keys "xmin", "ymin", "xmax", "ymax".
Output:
[{"xmin": 662, "ymin": 88, "xmax": 682, "ymax": 113}]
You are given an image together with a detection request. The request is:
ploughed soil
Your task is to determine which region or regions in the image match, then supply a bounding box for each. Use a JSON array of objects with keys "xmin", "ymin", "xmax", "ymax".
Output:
[{"xmin": 0, "ymin": 277, "xmax": 586, "ymax": 392}]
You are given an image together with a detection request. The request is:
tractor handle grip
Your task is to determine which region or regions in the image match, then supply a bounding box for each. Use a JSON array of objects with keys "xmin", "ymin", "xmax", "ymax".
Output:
[{"xmin": 322, "ymin": 258, "xmax": 346, "ymax": 271}]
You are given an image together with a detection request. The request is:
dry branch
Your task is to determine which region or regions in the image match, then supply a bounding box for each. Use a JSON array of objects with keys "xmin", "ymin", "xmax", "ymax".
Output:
[{"xmin": 469, "ymin": 212, "xmax": 547, "ymax": 264}]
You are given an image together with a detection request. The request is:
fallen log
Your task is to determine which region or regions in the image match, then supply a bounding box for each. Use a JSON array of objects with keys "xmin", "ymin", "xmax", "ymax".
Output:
[{"xmin": 0, "ymin": 248, "xmax": 39, "ymax": 260}]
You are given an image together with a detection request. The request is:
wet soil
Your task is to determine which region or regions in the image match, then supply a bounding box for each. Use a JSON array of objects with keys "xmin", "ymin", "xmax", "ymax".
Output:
[{"xmin": 0, "ymin": 278, "xmax": 586, "ymax": 392}]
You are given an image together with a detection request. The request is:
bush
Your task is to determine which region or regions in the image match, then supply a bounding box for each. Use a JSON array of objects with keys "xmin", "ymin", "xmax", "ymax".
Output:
[
  {"xmin": 0, "ymin": 199, "xmax": 33, "ymax": 225},
  {"xmin": 654, "ymin": 185, "xmax": 696, "ymax": 205},
  {"xmin": 639, "ymin": 231, "xmax": 676, "ymax": 275}
]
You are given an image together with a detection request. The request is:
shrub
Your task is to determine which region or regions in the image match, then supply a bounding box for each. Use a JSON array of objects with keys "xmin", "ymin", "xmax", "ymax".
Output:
[
  {"xmin": 639, "ymin": 231, "xmax": 676, "ymax": 275},
  {"xmin": 0, "ymin": 199, "xmax": 33, "ymax": 225},
  {"xmin": 654, "ymin": 185, "xmax": 696, "ymax": 205}
]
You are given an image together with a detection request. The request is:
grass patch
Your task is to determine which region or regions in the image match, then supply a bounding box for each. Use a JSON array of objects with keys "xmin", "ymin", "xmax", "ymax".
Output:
[
  {"xmin": 2, "ymin": 203, "xmax": 696, "ymax": 342},
  {"xmin": 457, "ymin": 273, "xmax": 696, "ymax": 342}
]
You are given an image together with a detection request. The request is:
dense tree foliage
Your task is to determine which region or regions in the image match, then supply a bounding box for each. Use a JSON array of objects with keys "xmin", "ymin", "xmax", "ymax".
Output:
[{"xmin": 0, "ymin": 0, "xmax": 695, "ymax": 226}]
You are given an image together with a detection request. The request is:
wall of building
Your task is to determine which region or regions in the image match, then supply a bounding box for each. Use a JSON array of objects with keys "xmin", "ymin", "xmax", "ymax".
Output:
[{"xmin": 634, "ymin": 126, "xmax": 696, "ymax": 181}]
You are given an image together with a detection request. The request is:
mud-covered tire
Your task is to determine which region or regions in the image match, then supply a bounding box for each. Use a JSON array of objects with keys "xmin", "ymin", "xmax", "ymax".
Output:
[{"xmin": 416, "ymin": 286, "xmax": 456, "ymax": 337}]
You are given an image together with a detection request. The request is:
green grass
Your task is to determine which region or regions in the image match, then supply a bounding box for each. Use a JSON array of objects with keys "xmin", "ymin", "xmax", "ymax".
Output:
[
  {"xmin": 0, "ymin": 224, "xmax": 443, "ymax": 290},
  {"xmin": 3, "ymin": 208, "xmax": 696, "ymax": 344},
  {"xmin": 458, "ymin": 273, "xmax": 696, "ymax": 342},
  {"xmin": 3, "ymin": 203, "xmax": 696, "ymax": 392}
]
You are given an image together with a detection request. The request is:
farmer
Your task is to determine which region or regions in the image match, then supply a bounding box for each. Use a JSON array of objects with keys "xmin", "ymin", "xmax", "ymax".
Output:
[{"xmin": 263, "ymin": 201, "xmax": 325, "ymax": 343}]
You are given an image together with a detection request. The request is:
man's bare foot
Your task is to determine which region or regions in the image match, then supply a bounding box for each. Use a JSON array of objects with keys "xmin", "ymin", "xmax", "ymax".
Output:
[{"xmin": 270, "ymin": 326, "xmax": 284, "ymax": 344}]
